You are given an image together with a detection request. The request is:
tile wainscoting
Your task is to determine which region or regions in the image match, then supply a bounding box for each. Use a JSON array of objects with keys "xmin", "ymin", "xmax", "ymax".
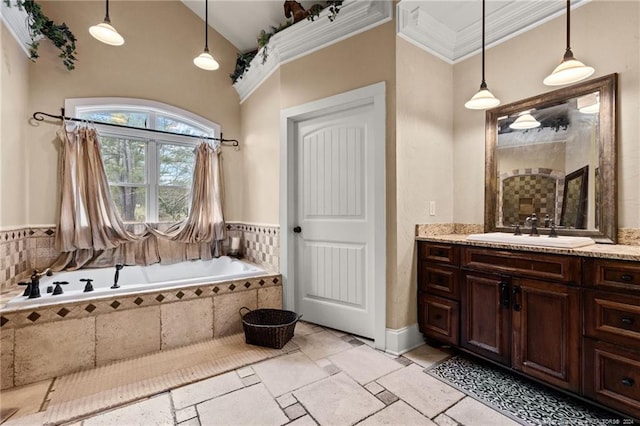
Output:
[
  {"xmin": 0, "ymin": 274, "xmax": 282, "ymax": 389},
  {"xmin": 415, "ymin": 223, "xmax": 640, "ymax": 246},
  {"xmin": 0, "ymin": 222, "xmax": 281, "ymax": 294}
]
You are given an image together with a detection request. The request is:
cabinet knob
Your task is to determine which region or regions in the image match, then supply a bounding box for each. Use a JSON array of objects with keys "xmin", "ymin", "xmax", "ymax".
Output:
[
  {"xmin": 620, "ymin": 274, "xmax": 633, "ymax": 282},
  {"xmin": 621, "ymin": 377, "xmax": 634, "ymax": 387},
  {"xmin": 621, "ymin": 317, "xmax": 634, "ymax": 326},
  {"xmin": 293, "ymin": 226, "xmax": 302, "ymax": 233}
]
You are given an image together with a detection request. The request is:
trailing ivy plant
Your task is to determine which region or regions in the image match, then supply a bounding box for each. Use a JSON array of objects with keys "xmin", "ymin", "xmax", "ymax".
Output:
[
  {"xmin": 307, "ymin": 0, "xmax": 344, "ymax": 22},
  {"xmin": 4, "ymin": 0, "xmax": 78, "ymax": 70},
  {"xmin": 230, "ymin": 51, "xmax": 257, "ymax": 84}
]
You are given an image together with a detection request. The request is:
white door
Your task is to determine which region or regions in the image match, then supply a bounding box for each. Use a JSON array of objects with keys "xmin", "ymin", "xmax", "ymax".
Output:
[{"xmin": 294, "ymin": 102, "xmax": 378, "ymax": 338}]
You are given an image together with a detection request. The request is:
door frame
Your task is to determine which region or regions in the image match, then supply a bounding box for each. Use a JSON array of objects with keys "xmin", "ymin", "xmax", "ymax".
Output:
[{"xmin": 280, "ymin": 82, "xmax": 387, "ymax": 348}]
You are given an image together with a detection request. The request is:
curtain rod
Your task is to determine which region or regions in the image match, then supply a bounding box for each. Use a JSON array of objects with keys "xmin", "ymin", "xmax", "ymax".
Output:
[{"xmin": 32, "ymin": 110, "xmax": 240, "ymax": 150}]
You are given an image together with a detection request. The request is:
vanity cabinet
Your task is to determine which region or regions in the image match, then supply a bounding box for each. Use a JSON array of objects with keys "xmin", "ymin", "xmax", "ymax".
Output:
[
  {"xmin": 417, "ymin": 243, "xmax": 459, "ymax": 345},
  {"xmin": 582, "ymin": 258, "xmax": 640, "ymax": 418},
  {"xmin": 460, "ymin": 248, "xmax": 581, "ymax": 391},
  {"xmin": 417, "ymin": 240, "xmax": 640, "ymax": 418}
]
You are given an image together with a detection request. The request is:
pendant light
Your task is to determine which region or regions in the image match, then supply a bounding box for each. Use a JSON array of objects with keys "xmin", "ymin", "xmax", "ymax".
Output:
[
  {"xmin": 193, "ymin": 0, "xmax": 219, "ymax": 71},
  {"xmin": 465, "ymin": 0, "xmax": 500, "ymax": 110},
  {"xmin": 509, "ymin": 111, "xmax": 541, "ymax": 130},
  {"xmin": 89, "ymin": 0, "xmax": 124, "ymax": 46},
  {"xmin": 543, "ymin": 0, "xmax": 594, "ymax": 86}
]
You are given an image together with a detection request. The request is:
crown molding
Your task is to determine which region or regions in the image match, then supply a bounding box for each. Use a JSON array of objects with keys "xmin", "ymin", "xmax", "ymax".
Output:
[
  {"xmin": 397, "ymin": 0, "xmax": 590, "ymax": 64},
  {"xmin": 233, "ymin": 0, "xmax": 393, "ymax": 103}
]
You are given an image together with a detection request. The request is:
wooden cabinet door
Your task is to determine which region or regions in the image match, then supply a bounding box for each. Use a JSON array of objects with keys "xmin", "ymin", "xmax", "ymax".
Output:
[
  {"xmin": 512, "ymin": 278, "xmax": 581, "ymax": 392},
  {"xmin": 461, "ymin": 272, "xmax": 511, "ymax": 365}
]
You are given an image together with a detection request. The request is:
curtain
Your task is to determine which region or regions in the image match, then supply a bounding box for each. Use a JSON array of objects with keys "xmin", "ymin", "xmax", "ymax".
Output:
[
  {"xmin": 148, "ymin": 143, "xmax": 226, "ymax": 256},
  {"xmin": 52, "ymin": 125, "xmax": 225, "ymax": 271}
]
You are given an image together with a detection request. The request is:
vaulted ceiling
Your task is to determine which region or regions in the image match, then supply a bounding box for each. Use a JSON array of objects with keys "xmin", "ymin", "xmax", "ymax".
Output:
[{"xmin": 183, "ymin": 0, "xmax": 589, "ymax": 61}]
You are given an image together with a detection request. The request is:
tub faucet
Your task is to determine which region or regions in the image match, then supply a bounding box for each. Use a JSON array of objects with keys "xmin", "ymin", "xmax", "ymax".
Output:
[
  {"xmin": 111, "ymin": 264, "xmax": 124, "ymax": 289},
  {"xmin": 17, "ymin": 269, "xmax": 52, "ymax": 299}
]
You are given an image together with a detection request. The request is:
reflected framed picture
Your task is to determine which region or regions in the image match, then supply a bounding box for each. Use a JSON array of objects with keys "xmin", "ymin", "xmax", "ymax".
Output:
[{"xmin": 560, "ymin": 165, "xmax": 589, "ymax": 229}]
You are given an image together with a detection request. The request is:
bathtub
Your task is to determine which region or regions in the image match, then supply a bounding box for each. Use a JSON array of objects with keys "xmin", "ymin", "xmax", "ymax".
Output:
[{"xmin": 5, "ymin": 256, "xmax": 265, "ymax": 309}]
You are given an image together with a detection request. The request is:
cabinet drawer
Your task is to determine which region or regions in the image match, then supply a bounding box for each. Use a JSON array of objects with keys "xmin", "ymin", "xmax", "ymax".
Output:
[
  {"xmin": 584, "ymin": 290, "xmax": 640, "ymax": 346},
  {"xmin": 418, "ymin": 242, "xmax": 459, "ymax": 265},
  {"xmin": 462, "ymin": 247, "xmax": 580, "ymax": 284},
  {"xmin": 584, "ymin": 259, "xmax": 640, "ymax": 293},
  {"xmin": 583, "ymin": 339, "xmax": 640, "ymax": 419},
  {"xmin": 418, "ymin": 294, "xmax": 459, "ymax": 345},
  {"xmin": 419, "ymin": 262, "xmax": 459, "ymax": 300}
]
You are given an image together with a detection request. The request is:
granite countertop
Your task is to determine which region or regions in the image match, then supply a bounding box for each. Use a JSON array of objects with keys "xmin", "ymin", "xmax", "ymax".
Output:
[{"xmin": 416, "ymin": 234, "xmax": 640, "ymax": 262}]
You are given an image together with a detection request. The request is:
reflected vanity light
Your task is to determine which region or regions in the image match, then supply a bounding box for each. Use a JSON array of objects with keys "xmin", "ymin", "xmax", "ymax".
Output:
[
  {"xmin": 578, "ymin": 93, "xmax": 600, "ymax": 114},
  {"xmin": 509, "ymin": 111, "xmax": 541, "ymax": 130}
]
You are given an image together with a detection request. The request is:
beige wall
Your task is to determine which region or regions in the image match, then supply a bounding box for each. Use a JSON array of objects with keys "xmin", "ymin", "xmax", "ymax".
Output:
[
  {"xmin": 240, "ymin": 21, "xmax": 402, "ymax": 327},
  {"xmin": 240, "ymin": 70, "xmax": 281, "ymax": 225},
  {"xmin": 0, "ymin": 23, "xmax": 30, "ymax": 227},
  {"xmin": 23, "ymin": 1, "xmax": 243, "ymax": 226},
  {"xmin": 394, "ymin": 37, "xmax": 454, "ymax": 328},
  {"xmin": 453, "ymin": 0, "xmax": 640, "ymax": 229}
]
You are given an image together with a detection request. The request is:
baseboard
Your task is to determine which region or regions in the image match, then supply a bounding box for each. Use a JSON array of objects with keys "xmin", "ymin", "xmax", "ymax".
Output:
[{"xmin": 385, "ymin": 323, "xmax": 424, "ymax": 356}]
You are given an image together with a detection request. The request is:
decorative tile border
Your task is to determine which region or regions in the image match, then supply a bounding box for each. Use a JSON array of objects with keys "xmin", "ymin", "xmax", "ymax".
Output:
[
  {"xmin": 0, "ymin": 274, "xmax": 281, "ymax": 329},
  {"xmin": 226, "ymin": 223, "xmax": 280, "ymax": 272}
]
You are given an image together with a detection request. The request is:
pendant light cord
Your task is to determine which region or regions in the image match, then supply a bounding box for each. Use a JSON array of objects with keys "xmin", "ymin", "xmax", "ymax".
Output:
[
  {"xmin": 480, "ymin": 0, "xmax": 487, "ymax": 89},
  {"xmin": 104, "ymin": 0, "xmax": 111, "ymax": 23},
  {"xmin": 564, "ymin": 0, "xmax": 573, "ymax": 59},
  {"xmin": 204, "ymin": 0, "xmax": 209, "ymax": 52}
]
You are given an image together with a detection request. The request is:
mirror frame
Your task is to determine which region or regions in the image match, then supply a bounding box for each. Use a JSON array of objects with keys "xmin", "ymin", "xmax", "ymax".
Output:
[{"xmin": 485, "ymin": 73, "xmax": 618, "ymax": 243}]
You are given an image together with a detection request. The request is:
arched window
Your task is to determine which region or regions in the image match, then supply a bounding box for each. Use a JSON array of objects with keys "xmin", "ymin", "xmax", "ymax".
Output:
[{"xmin": 65, "ymin": 98, "xmax": 220, "ymax": 223}]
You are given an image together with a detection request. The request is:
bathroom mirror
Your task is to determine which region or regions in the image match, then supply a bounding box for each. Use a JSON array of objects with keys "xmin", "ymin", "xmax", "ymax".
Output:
[{"xmin": 485, "ymin": 74, "xmax": 617, "ymax": 243}]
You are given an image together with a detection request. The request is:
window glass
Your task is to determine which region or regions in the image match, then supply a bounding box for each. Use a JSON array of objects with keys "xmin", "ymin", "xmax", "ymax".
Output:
[
  {"xmin": 158, "ymin": 187, "xmax": 190, "ymax": 221},
  {"xmin": 159, "ymin": 144, "xmax": 195, "ymax": 186},
  {"xmin": 79, "ymin": 110, "xmax": 148, "ymax": 128},
  {"xmin": 156, "ymin": 115, "xmax": 209, "ymax": 137},
  {"xmin": 109, "ymin": 186, "xmax": 146, "ymax": 222},
  {"xmin": 100, "ymin": 137, "xmax": 146, "ymax": 184}
]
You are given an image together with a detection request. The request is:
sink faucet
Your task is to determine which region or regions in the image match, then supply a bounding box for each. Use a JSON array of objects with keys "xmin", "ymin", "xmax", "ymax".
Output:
[
  {"xmin": 18, "ymin": 269, "xmax": 53, "ymax": 299},
  {"xmin": 525, "ymin": 213, "xmax": 539, "ymax": 237}
]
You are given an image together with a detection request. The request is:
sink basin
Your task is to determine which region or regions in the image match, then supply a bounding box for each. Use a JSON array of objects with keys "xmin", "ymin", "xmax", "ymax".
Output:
[{"xmin": 466, "ymin": 232, "xmax": 596, "ymax": 249}]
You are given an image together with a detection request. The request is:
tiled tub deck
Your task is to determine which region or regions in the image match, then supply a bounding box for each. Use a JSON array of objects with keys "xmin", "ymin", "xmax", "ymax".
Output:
[{"xmin": 0, "ymin": 273, "xmax": 282, "ymax": 389}]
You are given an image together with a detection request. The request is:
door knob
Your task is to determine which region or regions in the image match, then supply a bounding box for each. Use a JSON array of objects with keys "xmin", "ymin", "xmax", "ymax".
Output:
[{"xmin": 293, "ymin": 226, "xmax": 302, "ymax": 233}]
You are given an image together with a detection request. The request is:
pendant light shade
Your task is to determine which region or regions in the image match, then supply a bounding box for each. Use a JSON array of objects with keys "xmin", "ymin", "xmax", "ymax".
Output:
[
  {"xmin": 544, "ymin": 0, "xmax": 594, "ymax": 86},
  {"xmin": 509, "ymin": 111, "xmax": 541, "ymax": 130},
  {"xmin": 194, "ymin": 0, "xmax": 219, "ymax": 71},
  {"xmin": 465, "ymin": 0, "xmax": 500, "ymax": 110},
  {"xmin": 89, "ymin": 0, "xmax": 124, "ymax": 46}
]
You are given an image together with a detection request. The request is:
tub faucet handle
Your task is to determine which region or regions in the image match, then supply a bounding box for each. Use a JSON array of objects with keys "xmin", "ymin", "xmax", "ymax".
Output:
[
  {"xmin": 80, "ymin": 278, "xmax": 94, "ymax": 293},
  {"xmin": 52, "ymin": 281, "xmax": 69, "ymax": 295},
  {"xmin": 18, "ymin": 281, "xmax": 33, "ymax": 297}
]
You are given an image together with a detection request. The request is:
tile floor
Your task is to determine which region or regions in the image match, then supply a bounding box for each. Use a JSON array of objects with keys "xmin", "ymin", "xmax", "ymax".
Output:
[{"xmin": 3, "ymin": 322, "xmax": 521, "ymax": 426}]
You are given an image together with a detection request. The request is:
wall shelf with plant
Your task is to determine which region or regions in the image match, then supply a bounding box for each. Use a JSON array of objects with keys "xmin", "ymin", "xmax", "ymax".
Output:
[
  {"xmin": 231, "ymin": 0, "xmax": 393, "ymax": 103},
  {"xmin": 3, "ymin": 0, "xmax": 78, "ymax": 70}
]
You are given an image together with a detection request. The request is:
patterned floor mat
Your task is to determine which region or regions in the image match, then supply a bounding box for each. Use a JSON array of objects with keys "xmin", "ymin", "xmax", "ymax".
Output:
[{"xmin": 425, "ymin": 355, "xmax": 630, "ymax": 426}]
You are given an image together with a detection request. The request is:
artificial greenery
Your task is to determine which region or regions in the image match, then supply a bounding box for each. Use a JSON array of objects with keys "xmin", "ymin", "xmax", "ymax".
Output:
[
  {"xmin": 4, "ymin": 0, "xmax": 77, "ymax": 70},
  {"xmin": 230, "ymin": 0, "xmax": 344, "ymax": 84},
  {"xmin": 230, "ymin": 51, "xmax": 257, "ymax": 84}
]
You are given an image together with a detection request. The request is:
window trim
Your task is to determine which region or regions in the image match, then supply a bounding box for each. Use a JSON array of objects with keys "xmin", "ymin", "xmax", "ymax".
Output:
[{"xmin": 65, "ymin": 98, "xmax": 220, "ymax": 223}]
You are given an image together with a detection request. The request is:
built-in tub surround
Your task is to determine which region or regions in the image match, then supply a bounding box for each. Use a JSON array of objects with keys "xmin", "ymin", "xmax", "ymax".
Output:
[
  {"xmin": 1, "ymin": 223, "xmax": 280, "ymax": 295},
  {"xmin": 4, "ymin": 257, "xmax": 264, "ymax": 309},
  {"xmin": 0, "ymin": 270, "xmax": 283, "ymax": 389}
]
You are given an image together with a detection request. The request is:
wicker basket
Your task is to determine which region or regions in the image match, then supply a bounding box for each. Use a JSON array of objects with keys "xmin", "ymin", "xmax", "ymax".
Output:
[{"xmin": 239, "ymin": 307, "xmax": 302, "ymax": 349}]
